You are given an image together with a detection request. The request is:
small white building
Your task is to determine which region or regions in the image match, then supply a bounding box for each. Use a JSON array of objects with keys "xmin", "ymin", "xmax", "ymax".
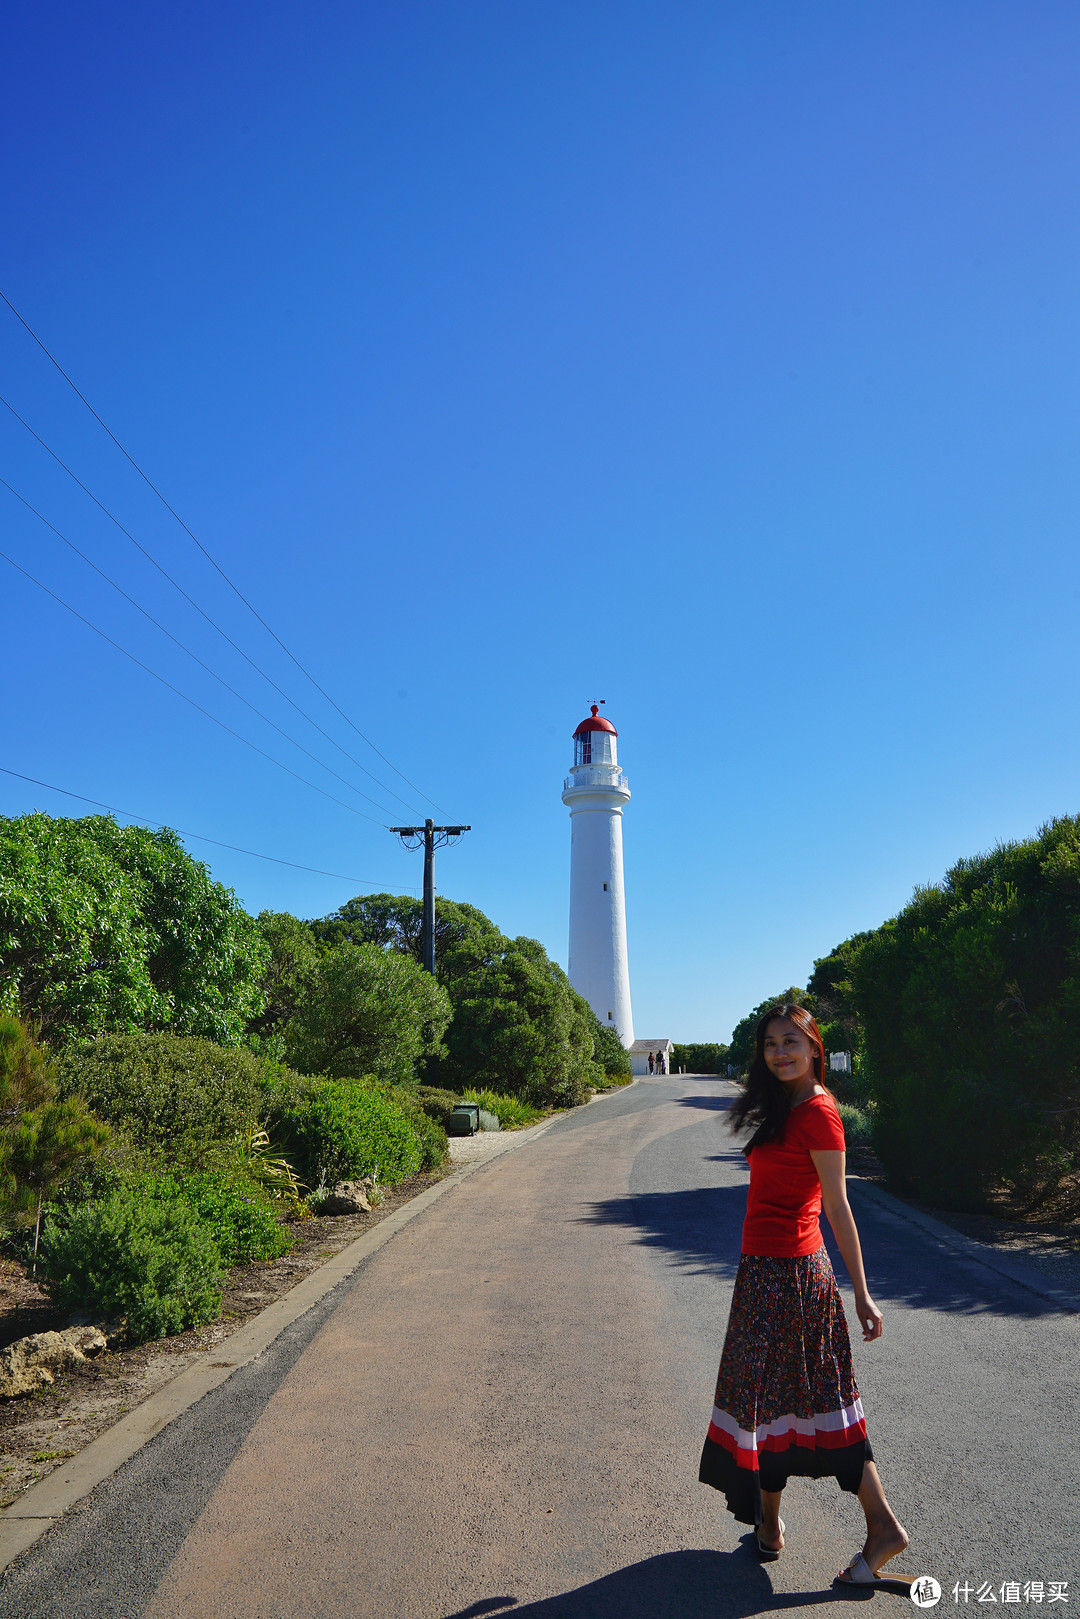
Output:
[{"xmin": 630, "ymin": 1038, "xmax": 675, "ymax": 1076}]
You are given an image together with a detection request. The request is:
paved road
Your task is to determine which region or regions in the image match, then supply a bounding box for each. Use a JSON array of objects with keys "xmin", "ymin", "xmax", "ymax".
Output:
[{"xmin": 2, "ymin": 1075, "xmax": 1077, "ymax": 1617}]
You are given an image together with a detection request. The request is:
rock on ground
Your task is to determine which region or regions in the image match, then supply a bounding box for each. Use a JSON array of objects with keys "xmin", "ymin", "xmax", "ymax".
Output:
[
  {"xmin": 0, "ymin": 1326, "xmax": 108, "ymax": 1398},
  {"xmin": 318, "ymin": 1182, "xmax": 372, "ymax": 1216}
]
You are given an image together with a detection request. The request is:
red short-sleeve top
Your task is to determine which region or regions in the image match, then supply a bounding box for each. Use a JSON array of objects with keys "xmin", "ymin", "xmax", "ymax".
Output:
[{"xmin": 741, "ymin": 1091, "xmax": 847, "ymax": 1258}]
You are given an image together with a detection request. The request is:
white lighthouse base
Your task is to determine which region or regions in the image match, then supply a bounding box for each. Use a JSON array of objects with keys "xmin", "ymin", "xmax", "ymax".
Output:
[{"xmin": 565, "ymin": 791, "xmax": 634, "ymax": 1047}]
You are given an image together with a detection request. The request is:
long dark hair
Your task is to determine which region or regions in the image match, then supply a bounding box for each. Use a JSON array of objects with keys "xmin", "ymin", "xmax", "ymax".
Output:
[{"xmin": 729, "ymin": 1003, "xmax": 830, "ymax": 1152}]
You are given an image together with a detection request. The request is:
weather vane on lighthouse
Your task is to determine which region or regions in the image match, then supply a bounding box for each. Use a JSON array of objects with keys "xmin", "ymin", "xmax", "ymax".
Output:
[{"xmin": 561, "ymin": 700, "xmax": 634, "ymax": 1046}]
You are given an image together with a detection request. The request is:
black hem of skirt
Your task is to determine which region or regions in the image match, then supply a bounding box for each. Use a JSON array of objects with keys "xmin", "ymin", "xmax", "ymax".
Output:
[{"xmin": 698, "ymin": 1434, "xmax": 873, "ymax": 1526}]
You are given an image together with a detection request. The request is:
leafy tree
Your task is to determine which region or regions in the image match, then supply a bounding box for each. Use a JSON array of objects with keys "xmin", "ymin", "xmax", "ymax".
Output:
[
  {"xmin": 247, "ymin": 911, "xmax": 322, "ymax": 1054},
  {"xmin": 283, "ymin": 943, "xmax": 451, "ymax": 1085},
  {"xmin": 434, "ymin": 936, "xmax": 600, "ymax": 1106},
  {"xmin": 0, "ymin": 814, "xmax": 268, "ymax": 1046},
  {"xmin": 849, "ymin": 816, "xmax": 1080, "ymax": 1214},
  {"xmin": 311, "ymin": 893, "xmax": 506, "ymax": 985},
  {"xmin": 807, "ymin": 932, "xmax": 876, "ymax": 1074},
  {"xmin": 727, "ymin": 989, "xmax": 816, "ymax": 1073},
  {"xmin": 313, "ymin": 893, "xmax": 603, "ymax": 1106},
  {"xmin": 593, "ymin": 1017, "xmax": 632, "ymax": 1079},
  {"xmin": 671, "ymin": 1042, "xmax": 731, "ymax": 1075}
]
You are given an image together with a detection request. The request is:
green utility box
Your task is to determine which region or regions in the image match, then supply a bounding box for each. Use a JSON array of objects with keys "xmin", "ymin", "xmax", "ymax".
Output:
[{"xmin": 446, "ymin": 1103, "xmax": 481, "ymax": 1136}]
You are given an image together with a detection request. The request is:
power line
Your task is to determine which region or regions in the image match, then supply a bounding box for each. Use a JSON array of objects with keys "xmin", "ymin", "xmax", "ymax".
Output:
[
  {"xmin": 0, "ymin": 285, "xmax": 446, "ymax": 813},
  {"xmin": 0, "ymin": 477, "xmax": 399, "ymax": 819},
  {"xmin": 0, "ymin": 390, "xmax": 420, "ymax": 816},
  {"xmin": 0, "ymin": 547, "xmax": 390, "ymax": 827},
  {"xmin": 0, "ymin": 766, "xmax": 411, "ymax": 890}
]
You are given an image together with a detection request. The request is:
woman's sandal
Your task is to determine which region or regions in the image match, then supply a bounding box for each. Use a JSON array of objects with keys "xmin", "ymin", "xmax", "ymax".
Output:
[
  {"xmin": 837, "ymin": 1553, "xmax": 912, "ymax": 1591},
  {"xmin": 754, "ymin": 1517, "xmax": 785, "ymax": 1561}
]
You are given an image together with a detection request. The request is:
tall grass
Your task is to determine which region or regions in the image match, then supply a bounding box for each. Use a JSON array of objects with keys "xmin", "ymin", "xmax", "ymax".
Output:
[{"xmin": 461, "ymin": 1089, "xmax": 544, "ymax": 1129}]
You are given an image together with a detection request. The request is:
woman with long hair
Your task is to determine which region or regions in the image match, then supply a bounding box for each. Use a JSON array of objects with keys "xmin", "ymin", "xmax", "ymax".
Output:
[{"xmin": 698, "ymin": 1004, "xmax": 910, "ymax": 1586}]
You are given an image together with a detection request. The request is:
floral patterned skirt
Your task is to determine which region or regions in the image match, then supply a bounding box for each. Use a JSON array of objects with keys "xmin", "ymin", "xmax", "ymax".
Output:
[{"xmin": 698, "ymin": 1245, "xmax": 872, "ymax": 1526}]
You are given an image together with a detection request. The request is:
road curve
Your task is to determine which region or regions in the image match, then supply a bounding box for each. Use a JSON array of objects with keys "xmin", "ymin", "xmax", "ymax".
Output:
[{"xmin": 0, "ymin": 1073, "xmax": 1076, "ymax": 1617}]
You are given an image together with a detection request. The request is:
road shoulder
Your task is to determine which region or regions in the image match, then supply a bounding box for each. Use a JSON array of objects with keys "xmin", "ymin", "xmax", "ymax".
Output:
[{"xmin": 848, "ymin": 1175, "xmax": 1080, "ymax": 1313}]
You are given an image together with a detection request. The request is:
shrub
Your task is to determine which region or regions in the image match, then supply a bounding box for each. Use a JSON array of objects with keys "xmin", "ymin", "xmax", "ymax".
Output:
[
  {"xmin": 433, "ymin": 938, "xmax": 596, "ymax": 1107},
  {"xmin": 389, "ymin": 1091, "xmax": 449, "ymax": 1170},
  {"xmin": 282, "ymin": 943, "xmax": 452, "ymax": 1085},
  {"xmin": 461, "ymin": 1089, "xmax": 544, "ymax": 1129},
  {"xmin": 588, "ymin": 1069, "xmax": 633, "ymax": 1092},
  {"xmin": 593, "ymin": 1019, "xmax": 633, "ymax": 1079},
  {"xmin": 57, "ymin": 1033, "xmax": 312, "ymax": 1160},
  {"xmin": 278, "ymin": 1080, "xmax": 429, "ymax": 1186},
  {"xmin": 153, "ymin": 1170, "xmax": 290, "ymax": 1265},
  {"xmin": 850, "ymin": 816, "xmax": 1080, "ymax": 1213},
  {"xmin": 415, "ymin": 1086, "xmax": 463, "ymax": 1125},
  {"xmin": 58, "ymin": 1033, "xmax": 264, "ymax": 1147},
  {"xmin": 670, "ymin": 1042, "xmax": 730, "ymax": 1075},
  {"xmin": 836, "ymin": 1103, "xmax": 872, "ymax": 1148},
  {"xmin": 38, "ymin": 1187, "xmax": 224, "ymax": 1340}
]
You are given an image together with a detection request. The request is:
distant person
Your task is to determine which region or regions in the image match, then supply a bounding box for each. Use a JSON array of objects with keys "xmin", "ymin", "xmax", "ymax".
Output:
[
  {"xmin": 698, "ymin": 1003, "xmax": 910, "ymax": 1587},
  {"xmin": 648, "ymin": 1051, "xmax": 655, "ymax": 1075},
  {"xmin": 656, "ymin": 1050, "xmax": 666, "ymax": 1075}
]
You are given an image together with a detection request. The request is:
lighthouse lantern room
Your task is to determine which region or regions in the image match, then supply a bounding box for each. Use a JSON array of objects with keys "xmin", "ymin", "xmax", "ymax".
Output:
[{"xmin": 561, "ymin": 703, "xmax": 634, "ymax": 1047}]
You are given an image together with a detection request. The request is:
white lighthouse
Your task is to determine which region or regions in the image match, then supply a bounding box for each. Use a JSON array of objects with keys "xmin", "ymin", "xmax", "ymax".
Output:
[{"xmin": 562, "ymin": 703, "xmax": 634, "ymax": 1047}]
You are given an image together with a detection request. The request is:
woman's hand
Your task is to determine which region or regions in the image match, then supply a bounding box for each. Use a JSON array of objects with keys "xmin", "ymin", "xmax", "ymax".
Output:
[{"xmin": 855, "ymin": 1292, "xmax": 883, "ymax": 1342}]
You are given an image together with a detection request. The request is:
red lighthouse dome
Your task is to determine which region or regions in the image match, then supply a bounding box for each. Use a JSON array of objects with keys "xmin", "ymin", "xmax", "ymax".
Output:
[
  {"xmin": 572, "ymin": 703, "xmax": 618, "ymax": 767},
  {"xmin": 573, "ymin": 703, "xmax": 617, "ymax": 739}
]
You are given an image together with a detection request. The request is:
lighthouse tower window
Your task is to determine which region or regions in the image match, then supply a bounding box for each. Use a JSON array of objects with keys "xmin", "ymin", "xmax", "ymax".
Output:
[{"xmin": 575, "ymin": 734, "xmax": 592, "ymax": 766}]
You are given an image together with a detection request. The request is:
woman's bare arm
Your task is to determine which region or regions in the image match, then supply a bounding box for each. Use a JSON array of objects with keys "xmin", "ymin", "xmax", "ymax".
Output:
[{"xmin": 809, "ymin": 1148, "xmax": 883, "ymax": 1342}]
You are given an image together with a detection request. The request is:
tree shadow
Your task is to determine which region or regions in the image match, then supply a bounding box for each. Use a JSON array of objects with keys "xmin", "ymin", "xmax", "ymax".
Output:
[
  {"xmin": 580, "ymin": 1183, "xmax": 1067, "ymax": 1317},
  {"xmin": 678, "ymin": 1095, "xmax": 738, "ymax": 1112},
  {"xmin": 441, "ymin": 1547, "xmax": 899, "ymax": 1619}
]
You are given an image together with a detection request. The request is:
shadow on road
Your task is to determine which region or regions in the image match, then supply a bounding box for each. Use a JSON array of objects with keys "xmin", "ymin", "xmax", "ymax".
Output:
[
  {"xmin": 581, "ymin": 1185, "xmax": 745, "ymax": 1278},
  {"xmin": 441, "ymin": 1548, "xmax": 891, "ymax": 1618},
  {"xmin": 582, "ymin": 1183, "xmax": 1066, "ymax": 1318}
]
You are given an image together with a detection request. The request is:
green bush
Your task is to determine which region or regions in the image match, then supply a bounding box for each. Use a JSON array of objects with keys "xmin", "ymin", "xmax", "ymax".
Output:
[
  {"xmin": 836, "ymin": 1103, "xmax": 872, "ymax": 1147},
  {"xmin": 58, "ymin": 1034, "xmax": 262, "ymax": 1147},
  {"xmin": 415, "ymin": 1086, "xmax": 463, "ymax": 1125},
  {"xmin": 588, "ymin": 1069, "xmax": 633, "ymax": 1092},
  {"xmin": 38, "ymin": 1187, "xmax": 224, "ymax": 1340},
  {"xmin": 278, "ymin": 1080, "xmax": 429, "ymax": 1186},
  {"xmin": 57, "ymin": 1033, "xmax": 314, "ymax": 1160},
  {"xmin": 461, "ymin": 1089, "xmax": 544, "ymax": 1129},
  {"xmin": 153, "ymin": 1170, "xmax": 290, "ymax": 1265},
  {"xmin": 433, "ymin": 938, "xmax": 596, "ymax": 1108},
  {"xmin": 389, "ymin": 1092, "xmax": 449, "ymax": 1170},
  {"xmin": 282, "ymin": 943, "xmax": 452, "ymax": 1085},
  {"xmin": 671, "ymin": 1042, "xmax": 730, "ymax": 1075},
  {"xmin": 850, "ymin": 816, "xmax": 1080, "ymax": 1213},
  {"xmin": 592, "ymin": 1020, "xmax": 633, "ymax": 1079}
]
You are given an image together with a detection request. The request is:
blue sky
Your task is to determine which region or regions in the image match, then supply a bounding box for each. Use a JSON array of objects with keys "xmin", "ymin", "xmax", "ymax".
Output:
[{"xmin": 3, "ymin": 2, "xmax": 1080, "ymax": 1041}]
